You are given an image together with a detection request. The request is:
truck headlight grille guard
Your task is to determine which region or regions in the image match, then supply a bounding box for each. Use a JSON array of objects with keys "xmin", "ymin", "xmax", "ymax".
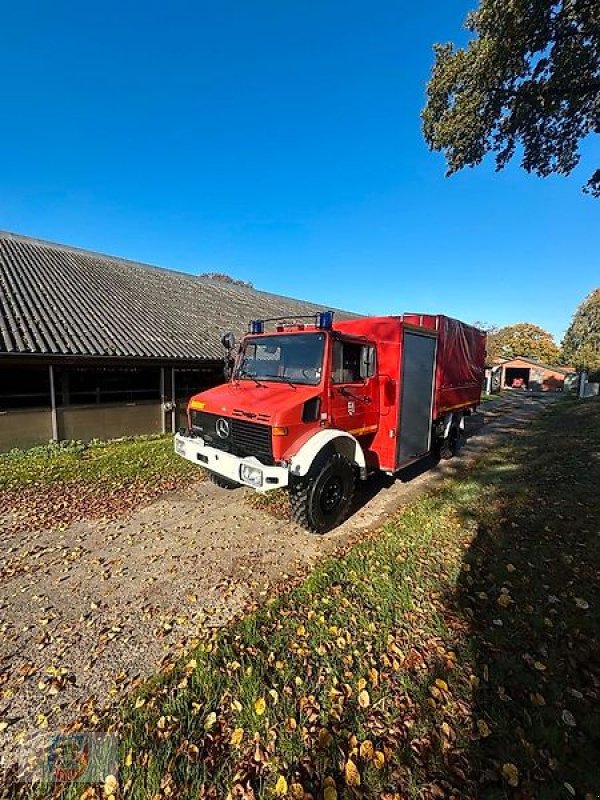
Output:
[{"xmin": 190, "ymin": 410, "xmax": 274, "ymax": 465}]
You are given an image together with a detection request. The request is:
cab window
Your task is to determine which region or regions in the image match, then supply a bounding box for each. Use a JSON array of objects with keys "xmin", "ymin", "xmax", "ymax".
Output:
[{"xmin": 331, "ymin": 340, "xmax": 375, "ymax": 384}]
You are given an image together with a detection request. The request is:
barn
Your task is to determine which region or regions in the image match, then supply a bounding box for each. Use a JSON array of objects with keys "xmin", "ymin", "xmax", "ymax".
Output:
[
  {"xmin": 493, "ymin": 356, "xmax": 575, "ymax": 392},
  {"xmin": 0, "ymin": 231, "xmax": 350, "ymax": 452}
]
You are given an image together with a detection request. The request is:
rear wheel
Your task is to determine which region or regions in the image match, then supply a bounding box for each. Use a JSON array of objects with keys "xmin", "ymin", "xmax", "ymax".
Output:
[
  {"xmin": 437, "ymin": 416, "xmax": 463, "ymax": 460},
  {"xmin": 208, "ymin": 471, "xmax": 240, "ymax": 489},
  {"xmin": 290, "ymin": 453, "xmax": 355, "ymax": 534}
]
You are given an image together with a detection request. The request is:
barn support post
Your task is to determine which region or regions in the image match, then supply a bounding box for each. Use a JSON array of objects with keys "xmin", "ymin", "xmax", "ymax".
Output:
[
  {"xmin": 171, "ymin": 368, "xmax": 176, "ymax": 433},
  {"xmin": 160, "ymin": 367, "xmax": 166, "ymax": 434},
  {"xmin": 49, "ymin": 364, "xmax": 59, "ymax": 442}
]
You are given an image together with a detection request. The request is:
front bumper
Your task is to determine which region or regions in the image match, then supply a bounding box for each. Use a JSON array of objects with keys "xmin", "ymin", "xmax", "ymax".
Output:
[{"xmin": 174, "ymin": 433, "xmax": 289, "ymax": 492}]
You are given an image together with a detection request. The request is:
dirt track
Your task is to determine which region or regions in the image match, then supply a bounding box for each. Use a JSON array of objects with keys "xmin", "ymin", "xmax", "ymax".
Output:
[{"xmin": 0, "ymin": 393, "xmax": 557, "ymax": 769}]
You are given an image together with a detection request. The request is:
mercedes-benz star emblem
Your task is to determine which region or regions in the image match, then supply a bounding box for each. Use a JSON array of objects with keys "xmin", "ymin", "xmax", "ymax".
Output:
[{"xmin": 216, "ymin": 418, "xmax": 230, "ymax": 439}]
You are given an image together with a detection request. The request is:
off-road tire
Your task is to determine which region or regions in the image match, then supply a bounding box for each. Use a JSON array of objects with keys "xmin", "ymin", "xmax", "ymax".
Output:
[
  {"xmin": 437, "ymin": 422, "xmax": 462, "ymax": 460},
  {"xmin": 289, "ymin": 453, "xmax": 355, "ymax": 534},
  {"xmin": 208, "ymin": 471, "xmax": 240, "ymax": 489}
]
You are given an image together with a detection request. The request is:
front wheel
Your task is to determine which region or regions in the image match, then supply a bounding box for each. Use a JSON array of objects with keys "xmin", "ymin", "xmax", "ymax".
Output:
[{"xmin": 289, "ymin": 453, "xmax": 355, "ymax": 534}]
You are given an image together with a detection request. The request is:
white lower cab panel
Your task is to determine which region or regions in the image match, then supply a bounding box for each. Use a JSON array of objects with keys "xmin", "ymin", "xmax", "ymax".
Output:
[{"xmin": 174, "ymin": 433, "xmax": 288, "ymax": 491}]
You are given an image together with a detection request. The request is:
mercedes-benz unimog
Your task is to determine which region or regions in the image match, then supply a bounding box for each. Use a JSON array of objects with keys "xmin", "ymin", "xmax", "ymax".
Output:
[{"xmin": 175, "ymin": 311, "xmax": 485, "ymax": 532}]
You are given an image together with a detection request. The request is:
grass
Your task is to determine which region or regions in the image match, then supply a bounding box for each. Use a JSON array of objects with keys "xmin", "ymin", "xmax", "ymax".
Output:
[
  {"xmin": 0, "ymin": 435, "xmax": 196, "ymax": 491},
  {"xmin": 0, "ymin": 435, "xmax": 203, "ymax": 535},
  {"xmin": 16, "ymin": 397, "xmax": 600, "ymax": 799}
]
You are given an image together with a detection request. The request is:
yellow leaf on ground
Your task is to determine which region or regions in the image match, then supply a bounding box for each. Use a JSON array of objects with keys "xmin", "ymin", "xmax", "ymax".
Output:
[
  {"xmin": 104, "ymin": 774, "xmax": 118, "ymax": 795},
  {"xmin": 435, "ymin": 679, "xmax": 448, "ymax": 692},
  {"xmin": 497, "ymin": 593, "xmax": 512, "ymax": 608},
  {"xmin": 274, "ymin": 775, "xmax": 288, "ymax": 796},
  {"xmin": 359, "ymin": 740, "xmax": 374, "ymax": 760},
  {"xmin": 344, "ymin": 759, "xmax": 361, "ymax": 787},
  {"xmin": 255, "ymin": 697, "xmax": 266, "ymax": 716},
  {"xmin": 231, "ymin": 727, "xmax": 244, "ymax": 746},
  {"xmin": 324, "ymin": 786, "xmax": 338, "ymax": 800},
  {"xmin": 357, "ymin": 677, "xmax": 367, "ymax": 691},
  {"xmin": 290, "ymin": 783, "xmax": 304, "ymax": 800},
  {"xmin": 373, "ymin": 751, "xmax": 385, "ymax": 769},
  {"xmin": 125, "ymin": 749, "xmax": 133, "ymax": 767},
  {"xmin": 204, "ymin": 712, "xmax": 217, "ymax": 731},
  {"xmin": 358, "ymin": 689, "xmax": 370, "ymax": 708},
  {"xmin": 477, "ymin": 720, "xmax": 491, "ymax": 737},
  {"xmin": 502, "ymin": 763, "xmax": 519, "ymax": 787}
]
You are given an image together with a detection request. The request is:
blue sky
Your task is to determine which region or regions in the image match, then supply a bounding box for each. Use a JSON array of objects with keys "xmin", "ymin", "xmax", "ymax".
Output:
[{"xmin": 0, "ymin": 1, "xmax": 597, "ymax": 341}]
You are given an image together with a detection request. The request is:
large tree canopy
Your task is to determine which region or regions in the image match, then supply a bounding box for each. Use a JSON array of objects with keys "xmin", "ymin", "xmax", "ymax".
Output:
[
  {"xmin": 562, "ymin": 288, "xmax": 600, "ymax": 369},
  {"xmin": 488, "ymin": 322, "xmax": 561, "ymax": 364},
  {"xmin": 422, "ymin": 0, "xmax": 600, "ymax": 195}
]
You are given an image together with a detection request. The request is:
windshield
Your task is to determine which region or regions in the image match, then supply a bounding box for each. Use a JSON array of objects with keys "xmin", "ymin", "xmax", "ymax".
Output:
[{"xmin": 235, "ymin": 333, "xmax": 325, "ymax": 386}]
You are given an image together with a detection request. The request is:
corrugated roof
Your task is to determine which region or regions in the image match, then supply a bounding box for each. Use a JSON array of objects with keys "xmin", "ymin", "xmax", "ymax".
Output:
[{"xmin": 0, "ymin": 231, "xmax": 354, "ymax": 360}]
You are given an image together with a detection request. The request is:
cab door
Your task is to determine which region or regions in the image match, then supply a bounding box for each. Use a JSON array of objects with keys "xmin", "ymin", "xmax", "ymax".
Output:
[{"xmin": 328, "ymin": 338, "xmax": 379, "ymax": 437}]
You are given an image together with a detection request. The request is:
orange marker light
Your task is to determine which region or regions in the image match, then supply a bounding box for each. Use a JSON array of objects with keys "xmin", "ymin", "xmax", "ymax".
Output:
[{"xmin": 272, "ymin": 426, "xmax": 288, "ymax": 436}]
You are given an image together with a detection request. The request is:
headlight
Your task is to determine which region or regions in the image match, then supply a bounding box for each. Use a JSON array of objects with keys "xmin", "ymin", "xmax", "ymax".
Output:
[
  {"xmin": 175, "ymin": 438, "xmax": 186, "ymax": 456},
  {"xmin": 240, "ymin": 464, "xmax": 263, "ymax": 487}
]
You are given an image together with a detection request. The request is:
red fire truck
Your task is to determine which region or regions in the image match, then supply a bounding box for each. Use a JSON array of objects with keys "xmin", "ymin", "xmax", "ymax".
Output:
[{"xmin": 175, "ymin": 312, "xmax": 485, "ymax": 533}]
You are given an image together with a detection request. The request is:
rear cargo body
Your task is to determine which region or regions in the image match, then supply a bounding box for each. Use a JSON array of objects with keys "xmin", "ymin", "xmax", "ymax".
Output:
[{"xmin": 333, "ymin": 314, "xmax": 485, "ymax": 472}]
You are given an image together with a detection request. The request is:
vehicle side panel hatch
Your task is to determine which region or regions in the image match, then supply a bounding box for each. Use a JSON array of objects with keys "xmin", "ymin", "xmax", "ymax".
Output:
[{"xmin": 397, "ymin": 330, "xmax": 437, "ymax": 463}]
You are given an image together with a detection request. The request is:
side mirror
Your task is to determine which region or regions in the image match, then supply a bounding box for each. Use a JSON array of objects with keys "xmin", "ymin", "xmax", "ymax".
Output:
[{"xmin": 221, "ymin": 332, "xmax": 236, "ymax": 351}]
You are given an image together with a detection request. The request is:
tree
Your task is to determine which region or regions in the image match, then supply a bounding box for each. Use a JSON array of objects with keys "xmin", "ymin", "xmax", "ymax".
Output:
[
  {"xmin": 561, "ymin": 288, "xmax": 600, "ymax": 370},
  {"xmin": 489, "ymin": 323, "xmax": 561, "ymax": 364},
  {"xmin": 422, "ymin": 0, "xmax": 600, "ymax": 195}
]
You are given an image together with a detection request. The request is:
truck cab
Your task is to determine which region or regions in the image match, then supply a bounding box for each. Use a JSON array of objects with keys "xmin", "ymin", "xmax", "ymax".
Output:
[{"xmin": 175, "ymin": 311, "xmax": 485, "ymax": 532}]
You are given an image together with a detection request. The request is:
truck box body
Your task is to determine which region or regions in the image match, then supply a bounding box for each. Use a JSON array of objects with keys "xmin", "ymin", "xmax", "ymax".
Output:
[{"xmin": 333, "ymin": 314, "xmax": 485, "ymax": 472}]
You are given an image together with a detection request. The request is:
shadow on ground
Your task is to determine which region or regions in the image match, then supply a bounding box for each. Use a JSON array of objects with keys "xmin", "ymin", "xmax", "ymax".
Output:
[{"xmin": 444, "ymin": 397, "xmax": 600, "ymax": 797}]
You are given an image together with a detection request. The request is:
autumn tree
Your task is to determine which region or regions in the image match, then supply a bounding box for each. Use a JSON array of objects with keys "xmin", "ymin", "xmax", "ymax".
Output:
[
  {"xmin": 422, "ymin": 0, "xmax": 600, "ymax": 195},
  {"xmin": 489, "ymin": 323, "xmax": 561, "ymax": 364},
  {"xmin": 561, "ymin": 288, "xmax": 600, "ymax": 370}
]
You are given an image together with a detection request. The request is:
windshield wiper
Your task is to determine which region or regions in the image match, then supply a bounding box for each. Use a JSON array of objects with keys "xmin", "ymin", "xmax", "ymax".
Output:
[
  {"xmin": 262, "ymin": 374, "xmax": 298, "ymax": 389},
  {"xmin": 236, "ymin": 369, "xmax": 264, "ymax": 387}
]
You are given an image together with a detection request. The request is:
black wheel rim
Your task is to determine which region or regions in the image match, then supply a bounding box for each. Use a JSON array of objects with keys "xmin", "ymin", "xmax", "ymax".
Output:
[{"xmin": 319, "ymin": 475, "xmax": 344, "ymax": 515}]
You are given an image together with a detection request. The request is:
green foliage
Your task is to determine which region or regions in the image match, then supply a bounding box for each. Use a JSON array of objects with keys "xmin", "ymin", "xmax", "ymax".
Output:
[
  {"xmin": 422, "ymin": 0, "xmax": 600, "ymax": 195},
  {"xmin": 561, "ymin": 287, "xmax": 600, "ymax": 370},
  {"xmin": 0, "ymin": 434, "xmax": 194, "ymax": 491},
  {"xmin": 487, "ymin": 322, "xmax": 560, "ymax": 364}
]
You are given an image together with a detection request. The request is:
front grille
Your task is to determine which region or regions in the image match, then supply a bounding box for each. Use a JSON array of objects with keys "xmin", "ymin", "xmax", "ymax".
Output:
[{"xmin": 190, "ymin": 411, "xmax": 273, "ymax": 465}]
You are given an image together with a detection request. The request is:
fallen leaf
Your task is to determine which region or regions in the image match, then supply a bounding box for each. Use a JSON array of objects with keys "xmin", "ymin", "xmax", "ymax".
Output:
[
  {"xmin": 254, "ymin": 697, "xmax": 266, "ymax": 716},
  {"xmin": 204, "ymin": 712, "xmax": 217, "ymax": 731},
  {"xmin": 358, "ymin": 689, "xmax": 370, "ymax": 709},
  {"xmin": 344, "ymin": 759, "xmax": 361, "ymax": 787},
  {"xmin": 231, "ymin": 727, "xmax": 244, "ymax": 746},
  {"xmin": 359, "ymin": 740, "xmax": 374, "ymax": 760},
  {"xmin": 274, "ymin": 775, "xmax": 288, "ymax": 796},
  {"xmin": 502, "ymin": 763, "xmax": 519, "ymax": 787}
]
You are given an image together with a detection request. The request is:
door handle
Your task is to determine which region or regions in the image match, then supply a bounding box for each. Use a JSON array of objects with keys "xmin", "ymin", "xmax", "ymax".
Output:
[{"xmin": 338, "ymin": 387, "xmax": 371, "ymax": 403}]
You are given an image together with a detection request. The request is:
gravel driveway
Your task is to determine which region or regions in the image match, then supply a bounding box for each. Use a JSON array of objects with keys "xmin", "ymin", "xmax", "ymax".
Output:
[{"xmin": 0, "ymin": 393, "xmax": 556, "ymax": 772}]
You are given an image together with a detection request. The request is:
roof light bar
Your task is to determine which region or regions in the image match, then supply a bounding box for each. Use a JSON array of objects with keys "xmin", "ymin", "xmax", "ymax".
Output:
[
  {"xmin": 317, "ymin": 310, "xmax": 334, "ymax": 329},
  {"xmin": 247, "ymin": 311, "xmax": 334, "ymax": 334}
]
